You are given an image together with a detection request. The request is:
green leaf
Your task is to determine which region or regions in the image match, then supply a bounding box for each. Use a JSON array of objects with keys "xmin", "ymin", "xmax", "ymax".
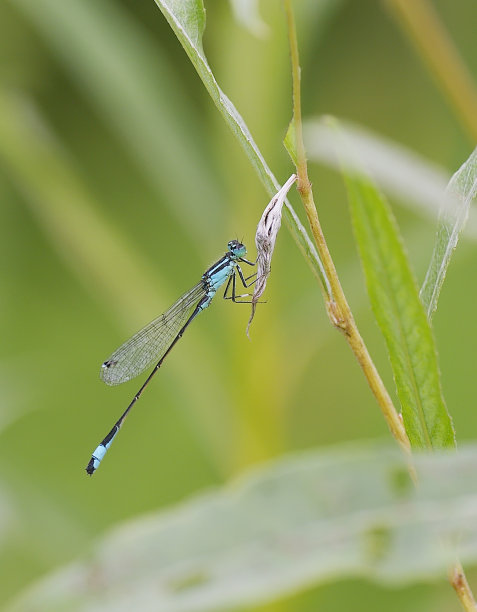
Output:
[
  {"xmin": 283, "ymin": 119, "xmax": 297, "ymax": 166},
  {"xmin": 343, "ymin": 170, "xmax": 455, "ymax": 449},
  {"xmin": 155, "ymin": 0, "xmax": 207, "ymax": 61},
  {"xmin": 152, "ymin": 0, "xmax": 330, "ymax": 295},
  {"xmin": 8, "ymin": 443, "xmax": 477, "ymax": 612},
  {"xmin": 304, "ymin": 117, "xmax": 477, "ymax": 240},
  {"xmin": 229, "ymin": 0, "xmax": 269, "ymax": 37},
  {"xmin": 420, "ymin": 147, "xmax": 477, "ymax": 319}
]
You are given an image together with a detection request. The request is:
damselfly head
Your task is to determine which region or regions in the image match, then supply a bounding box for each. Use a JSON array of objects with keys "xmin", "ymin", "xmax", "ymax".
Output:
[{"xmin": 228, "ymin": 240, "xmax": 247, "ymax": 258}]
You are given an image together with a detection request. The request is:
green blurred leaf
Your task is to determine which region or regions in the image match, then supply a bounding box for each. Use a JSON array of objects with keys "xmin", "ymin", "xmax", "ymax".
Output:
[
  {"xmin": 153, "ymin": 0, "xmax": 330, "ymax": 295},
  {"xmin": 0, "ymin": 91, "xmax": 160, "ymax": 327},
  {"xmin": 304, "ymin": 117, "xmax": 477, "ymax": 240},
  {"xmin": 283, "ymin": 119, "xmax": 297, "ymax": 166},
  {"xmin": 229, "ymin": 0, "xmax": 269, "ymax": 37},
  {"xmin": 8, "ymin": 442, "xmax": 477, "ymax": 612},
  {"xmin": 420, "ymin": 147, "xmax": 477, "ymax": 319},
  {"xmin": 343, "ymin": 169, "xmax": 455, "ymax": 449},
  {"xmin": 14, "ymin": 0, "xmax": 224, "ymax": 242}
]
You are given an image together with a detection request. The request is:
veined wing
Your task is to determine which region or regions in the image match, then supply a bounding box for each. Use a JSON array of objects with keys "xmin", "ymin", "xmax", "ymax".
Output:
[{"xmin": 101, "ymin": 282, "xmax": 205, "ymax": 385}]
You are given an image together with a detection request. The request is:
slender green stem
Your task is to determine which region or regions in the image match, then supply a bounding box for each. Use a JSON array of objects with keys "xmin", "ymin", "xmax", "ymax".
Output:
[
  {"xmin": 450, "ymin": 563, "xmax": 477, "ymax": 612},
  {"xmin": 283, "ymin": 0, "xmax": 410, "ymax": 456},
  {"xmin": 385, "ymin": 0, "xmax": 477, "ymax": 143}
]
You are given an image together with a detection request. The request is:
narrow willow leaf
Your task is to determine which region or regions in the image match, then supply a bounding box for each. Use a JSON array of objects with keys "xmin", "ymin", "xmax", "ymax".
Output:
[
  {"xmin": 8, "ymin": 443, "xmax": 477, "ymax": 612},
  {"xmin": 420, "ymin": 147, "xmax": 477, "ymax": 318},
  {"xmin": 304, "ymin": 117, "xmax": 477, "ymax": 239},
  {"xmin": 152, "ymin": 0, "xmax": 330, "ymax": 296},
  {"xmin": 344, "ymin": 171, "xmax": 455, "ymax": 449}
]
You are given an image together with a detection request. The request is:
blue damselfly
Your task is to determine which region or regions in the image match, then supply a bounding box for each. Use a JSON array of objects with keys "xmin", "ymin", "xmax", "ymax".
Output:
[{"xmin": 86, "ymin": 240, "xmax": 254, "ymax": 475}]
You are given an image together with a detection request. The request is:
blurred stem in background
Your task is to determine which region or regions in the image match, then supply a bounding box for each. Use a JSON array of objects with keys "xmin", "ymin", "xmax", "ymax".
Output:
[
  {"xmin": 385, "ymin": 0, "xmax": 477, "ymax": 143},
  {"xmin": 284, "ymin": 0, "xmax": 476, "ymax": 609}
]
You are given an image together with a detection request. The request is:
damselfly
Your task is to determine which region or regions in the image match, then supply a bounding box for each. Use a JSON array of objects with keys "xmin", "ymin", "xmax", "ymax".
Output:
[{"xmin": 86, "ymin": 240, "xmax": 254, "ymax": 475}]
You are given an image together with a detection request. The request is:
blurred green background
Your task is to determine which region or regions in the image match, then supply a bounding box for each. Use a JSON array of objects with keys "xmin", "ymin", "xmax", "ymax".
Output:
[{"xmin": 1, "ymin": 0, "xmax": 476, "ymax": 610}]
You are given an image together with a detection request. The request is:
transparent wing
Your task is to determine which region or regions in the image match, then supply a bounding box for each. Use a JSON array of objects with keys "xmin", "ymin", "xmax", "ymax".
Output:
[{"xmin": 101, "ymin": 282, "xmax": 205, "ymax": 385}]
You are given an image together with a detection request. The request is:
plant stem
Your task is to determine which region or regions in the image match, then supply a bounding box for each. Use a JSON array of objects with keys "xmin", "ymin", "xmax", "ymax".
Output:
[
  {"xmin": 283, "ymin": 0, "xmax": 410, "ymax": 456},
  {"xmin": 450, "ymin": 563, "xmax": 477, "ymax": 612},
  {"xmin": 385, "ymin": 0, "xmax": 477, "ymax": 143}
]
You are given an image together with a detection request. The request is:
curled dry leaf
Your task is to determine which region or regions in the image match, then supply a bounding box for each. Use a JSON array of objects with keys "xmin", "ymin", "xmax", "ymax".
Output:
[{"xmin": 247, "ymin": 174, "xmax": 297, "ymax": 335}]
